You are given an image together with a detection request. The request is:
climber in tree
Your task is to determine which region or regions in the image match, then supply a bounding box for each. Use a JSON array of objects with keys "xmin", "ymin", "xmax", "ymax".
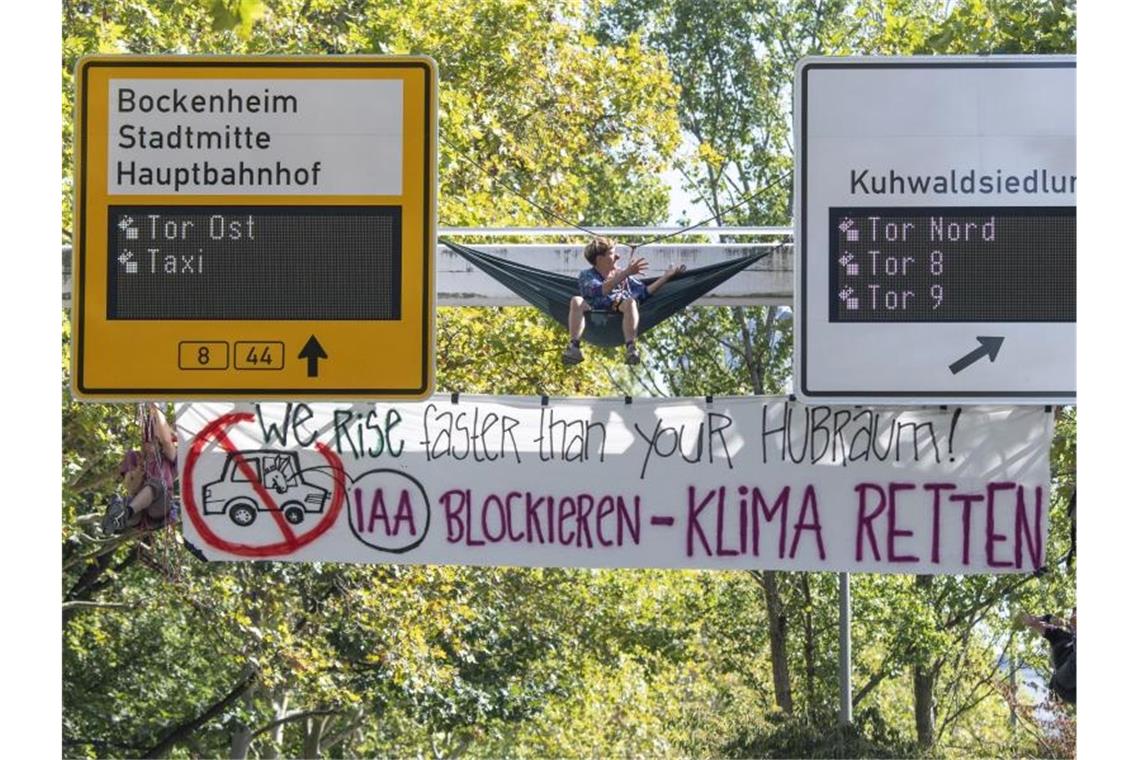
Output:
[
  {"xmin": 101, "ymin": 403, "xmax": 178, "ymax": 536},
  {"xmin": 563, "ymin": 236, "xmax": 684, "ymax": 367}
]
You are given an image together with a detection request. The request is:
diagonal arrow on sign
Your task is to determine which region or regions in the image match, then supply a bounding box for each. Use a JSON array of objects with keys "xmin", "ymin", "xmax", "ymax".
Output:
[{"xmin": 948, "ymin": 336, "xmax": 1005, "ymax": 375}]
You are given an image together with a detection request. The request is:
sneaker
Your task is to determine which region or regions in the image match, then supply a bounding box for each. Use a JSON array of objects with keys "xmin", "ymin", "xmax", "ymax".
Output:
[
  {"xmin": 562, "ymin": 343, "xmax": 584, "ymax": 366},
  {"xmin": 625, "ymin": 344, "xmax": 641, "ymax": 365},
  {"xmin": 101, "ymin": 496, "xmax": 130, "ymax": 536}
]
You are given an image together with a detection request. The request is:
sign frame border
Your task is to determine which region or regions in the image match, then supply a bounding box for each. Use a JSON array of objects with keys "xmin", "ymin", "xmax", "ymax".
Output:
[
  {"xmin": 793, "ymin": 55, "xmax": 1076, "ymax": 404},
  {"xmin": 72, "ymin": 55, "xmax": 437, "ymax": 400}
]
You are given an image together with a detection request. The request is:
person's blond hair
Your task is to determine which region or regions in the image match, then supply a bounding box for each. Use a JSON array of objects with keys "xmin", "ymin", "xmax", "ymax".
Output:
[{"xmin": 584, "ymin": 236, "xmax": 616, "ymax": 264}]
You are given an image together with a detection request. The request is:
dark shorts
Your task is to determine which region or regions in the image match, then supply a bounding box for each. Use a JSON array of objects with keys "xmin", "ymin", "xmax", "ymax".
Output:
[
  {"xmin": 137, "ymin": 479, "xmax": 179, "ymax": 530},
  {"xmin": 139, "ymin": 477, "xmax": 172, "ymax": 516}
]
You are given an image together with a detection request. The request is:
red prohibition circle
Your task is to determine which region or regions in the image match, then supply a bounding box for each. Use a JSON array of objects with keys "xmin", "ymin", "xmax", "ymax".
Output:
[{"xmin": 182, "ymin": 412, "xmax": 346, "ymax": 558}]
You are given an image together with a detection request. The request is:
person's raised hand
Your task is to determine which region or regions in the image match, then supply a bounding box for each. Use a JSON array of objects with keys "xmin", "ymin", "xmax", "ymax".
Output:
[{"xmin": 625, "ymin": 257, "xmax": 649, "ymax": 276}]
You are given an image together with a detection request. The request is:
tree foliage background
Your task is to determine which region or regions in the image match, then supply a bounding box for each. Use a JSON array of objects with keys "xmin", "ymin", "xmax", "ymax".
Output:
[{"xmin": 62, "ymin": 1, "xmax": 1076, "ymax": 757}]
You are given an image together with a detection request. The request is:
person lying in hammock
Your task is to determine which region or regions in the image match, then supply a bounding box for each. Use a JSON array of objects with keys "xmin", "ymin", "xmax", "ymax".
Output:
[{"xmin": 563, "ymin": 236, "xmax": 684, "ymax": 366}]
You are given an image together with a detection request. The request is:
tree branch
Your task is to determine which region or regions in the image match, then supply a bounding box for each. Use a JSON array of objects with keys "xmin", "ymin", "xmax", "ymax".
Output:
[
  {"xmin": 63, "ymin": 545, "xmax": 142, "ymax": 624},
  {"xmin": 634, "ymin": 368, "xmax": 663, "ymax": 398},
  {"xmin": 734, "ymin": 307, "xmax": 763, "ymax": 394},
  {"xmin": 142, "ymin": 666, "xmax": 258, "ymax": 758},
  {"xmin": 250, "ymin": 709, "xmax": 341, "ymax": 740},
  {"xmin": 853, "ymin": 668, "xmax": 892, "ymax": 708},
  {"xmin": 937, "ymin": 635, "xmax": 1010, "ymax": 742},
  {"xmin": 61, "ymin": 600, "xmax": 135, "ymax": 612},
  {"xmin": 943, "ymin": 574, "xmax": 1036, "ymax": 629},
  {"xmin": 318, "ymin": 712, "xmax": 365, "ymax": 754},
  {"xmin": 676, "ymin": 163, "xmax": 715, "ymax": 222}
]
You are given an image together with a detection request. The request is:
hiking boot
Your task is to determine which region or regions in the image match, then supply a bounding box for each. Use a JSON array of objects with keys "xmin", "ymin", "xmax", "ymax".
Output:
[
  {"xmin": 625, "ymin": 344, "xmax": 641, "ymax": 365},
  {"xmin": 562, "ymin": 343, "xmax": 584, "ymax": 366},
  {"xmin": 101, "ymin": 496, "xmax": 130, "ymax": 536}
]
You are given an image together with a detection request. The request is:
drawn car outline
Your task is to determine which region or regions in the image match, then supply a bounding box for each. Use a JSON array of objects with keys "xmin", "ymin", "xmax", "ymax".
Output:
[{"xmin": 201, "ymin": 449, "xmax": 330, "ymax": 527}]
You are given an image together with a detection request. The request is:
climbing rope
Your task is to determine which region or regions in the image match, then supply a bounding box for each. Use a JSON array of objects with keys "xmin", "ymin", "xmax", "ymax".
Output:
[
  {"xmin": 439, "ymin": 134, "xmax": 602, "ymax": 237},
  {"xmin": 630, "ymin": 169, "xmax": 793, "ymax": 249},
  {"xmin": 439, "ymin": 132, "xmax": 792, "ymax": 251}
]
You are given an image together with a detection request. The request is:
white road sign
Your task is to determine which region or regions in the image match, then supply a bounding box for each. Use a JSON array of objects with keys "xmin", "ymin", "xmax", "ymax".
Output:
[
  {"xmin": 794, "ymin": 56, "xmax": 1075, "ymax": 404},
  {"xmin": 107, "ymin": 78, "xmax": 404, "ymax": 195}
]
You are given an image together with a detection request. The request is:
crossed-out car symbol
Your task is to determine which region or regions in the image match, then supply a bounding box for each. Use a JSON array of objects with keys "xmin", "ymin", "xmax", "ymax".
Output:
[{"xmin": 201, "ymin": 450, "xmax": 330, "ymax": 527}]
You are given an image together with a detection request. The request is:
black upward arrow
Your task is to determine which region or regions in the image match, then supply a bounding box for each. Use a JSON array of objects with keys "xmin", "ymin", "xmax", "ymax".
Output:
[
  {"xmin": 948, "ymin": 336, "xmax": 1004, "ymax": 375},
  {"xmin": 298, "ymin": 335, "xmax": 328, "ymax": 378}
]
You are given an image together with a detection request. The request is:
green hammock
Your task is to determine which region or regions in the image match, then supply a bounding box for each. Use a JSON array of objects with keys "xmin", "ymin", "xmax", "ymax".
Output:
[{"xmin": 441, "ymin": 239, "xmax": 767, "ymax": 347}]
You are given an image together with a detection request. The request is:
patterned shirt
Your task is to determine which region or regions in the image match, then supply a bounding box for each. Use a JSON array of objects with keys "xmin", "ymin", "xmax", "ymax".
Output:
[{"xmin": 577, "ymin": 267, "xmax": 649, "ymax": 310}]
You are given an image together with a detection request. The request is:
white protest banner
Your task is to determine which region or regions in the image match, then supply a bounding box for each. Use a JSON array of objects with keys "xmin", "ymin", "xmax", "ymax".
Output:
[{"xmin": 176, "ymin": 396, "xmax": 1052, "ymax": 574}]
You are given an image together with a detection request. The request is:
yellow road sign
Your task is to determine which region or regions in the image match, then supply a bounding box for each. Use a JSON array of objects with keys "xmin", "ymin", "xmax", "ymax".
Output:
[{"xmin": 72, "ymin": 55, "xmax": 436, "ymax": 400}]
